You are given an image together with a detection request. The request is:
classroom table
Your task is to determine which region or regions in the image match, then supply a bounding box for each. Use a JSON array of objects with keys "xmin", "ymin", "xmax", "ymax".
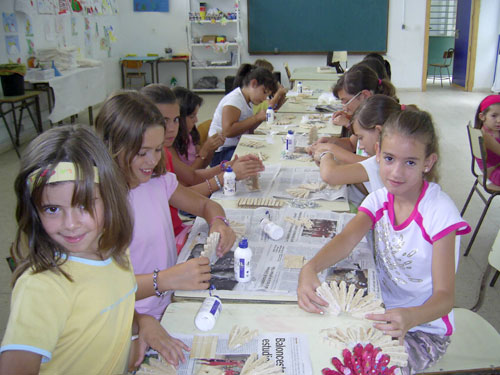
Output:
[
  {"xmin": 300, "ymin": 79, "xmax": 336, "ymax": 94},
  {"xmin": 277, "ymin": 97, "xmax": 319, "ymax": 113},
  {"xmin": 25, "ymin": 67, "xmax": 105, "ymax": 124},
  {"xmin": 155, "ymin": 57, "xmax": 189, "ymax": 87},
  {"xmin": 255, "ymin": 113, "xmax": 342, "ymax": 137},
  {"xmin": 290, "ymin": 67, "xmax": 340, "ymax": 83},
  {"xmin": 119, "ymin": 55, "xmax": 159, "ymax": 88}
]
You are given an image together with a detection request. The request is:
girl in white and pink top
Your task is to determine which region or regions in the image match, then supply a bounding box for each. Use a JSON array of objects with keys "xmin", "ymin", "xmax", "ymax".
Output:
[{"xmin": 298, "ymin": 110, "xmax": 470, "ymax": 375}]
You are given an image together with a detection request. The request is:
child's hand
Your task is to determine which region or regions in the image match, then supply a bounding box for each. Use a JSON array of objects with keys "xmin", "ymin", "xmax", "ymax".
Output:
[
  {"xmin": 231, "ymin": 154, "xmax": 265, "ymax": 180},
  {"xmin": 365, "ymin": 307, "xmax": 416, "ymax": 340},
  {"xmin": 133, "ymin": 313, "xmax": 190, "ymax": 368},
  {"xmin": 210, "ymin": 221, "xmax": 236, "ymax": 257},
  {"xmin": 255, "ymin": 109, "xmax": 267, "ymax": 122},
  {"xmin": 163, "ymin": 258, "xmax": 211, "ymax": 291},
  {"xmin": 297, "ymin": 263, "xmax": 329, "ymax": 313},
  {"xmin": 332, "ymin": 111, "xmax": 351, "ymax": 127},
  {"xmin": 201, "ymin": 133, "xmax": 225, "ymax": 154}
]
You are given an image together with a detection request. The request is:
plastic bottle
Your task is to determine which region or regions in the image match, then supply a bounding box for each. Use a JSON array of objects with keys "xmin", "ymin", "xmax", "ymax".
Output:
[
  {"xmin": 170, "ymin": 77, "xmax": 177, "ymax": 87},
  {"xmin": 234, "ymin": 237, "xmax": 252, "ymax": 282},
  {"xmin": 286, "ymin": 130, "xmax": 295, "ymax": 154},
  {"xmin": 194, "ymin": 295, "xmax": 222, "ymax": 331},
  {"xmin": 297, "ymin": 81, "xmax": 303, "ymax": 94},
  {"xmin": 223, "ymin": 166, "xmax": 236, "ymax": 196},
  {"xmin": 260, "ymin": 217, "xmax": 284, "ymax": 240},
  {"xmin": 266, "ymin": 106, "xmax": 275, "ymax": 124}
]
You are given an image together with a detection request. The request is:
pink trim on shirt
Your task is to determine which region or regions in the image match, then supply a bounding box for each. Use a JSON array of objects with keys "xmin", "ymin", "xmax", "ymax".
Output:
[
  {"xmin": 358, "ymin": 207, "xmax": 376, "ymax": 227},
  {"xmin": 390, "ymin": 181, "xmax": 429, "ymax": 231},
  {"xmin": 414, "ymin": 212, "xmax": 432, "ymax": 244},
  {"xmin": 359, "ymin": 204, "xmax": 388, "ymax": 229},
  {"xmin": 432, "ymin": 221, "xmax": 471, "ymax": 242},
  {"xmin": 442, "ymin": 314, "xmax": 453, "ymax": 336}
]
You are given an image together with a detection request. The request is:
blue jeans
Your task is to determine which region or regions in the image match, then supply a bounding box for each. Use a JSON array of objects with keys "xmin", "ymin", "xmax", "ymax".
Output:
[{"xmin": 210, "ymin": 146, "xmax": 237, "ymax": 167}]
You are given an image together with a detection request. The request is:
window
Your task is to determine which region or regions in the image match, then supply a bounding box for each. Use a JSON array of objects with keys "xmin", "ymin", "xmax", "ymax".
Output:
[{"xmin": 429, "ymin": 0, "xmax": 457, "ymax": 37}]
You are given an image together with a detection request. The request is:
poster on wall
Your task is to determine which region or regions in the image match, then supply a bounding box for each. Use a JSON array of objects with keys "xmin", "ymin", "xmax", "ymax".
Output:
[
  {"xmin": 5, "ymin": 36, "xmax": 21, "ymax": 56},
  {"xmin": 38, "ymin": 0, "xmax": 57, "ymax": 14},
  {"xmin": 25, "ymin": 16, "xmax": 34, "ymax": 36},
  {"xmin": 3, "ymin": 13, "xmax": 18, "ymax": 33},
  {"xmin": 15, "ymin": 0, "xmax": 38, "ymax": 15},
  {"xmin": 133, "ymin": 0, "xmax": 169, "ymax": 12}
]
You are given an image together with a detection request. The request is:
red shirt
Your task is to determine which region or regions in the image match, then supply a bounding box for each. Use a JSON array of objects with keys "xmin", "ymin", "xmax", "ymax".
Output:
[{"xmin": 164, "ymin": 147, "xmax": 184, "ymax": 236}]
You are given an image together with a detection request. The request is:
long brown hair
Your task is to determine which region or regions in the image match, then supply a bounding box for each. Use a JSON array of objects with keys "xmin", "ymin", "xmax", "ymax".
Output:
[
  {"xmin": 355, "ymin": 95, "xmax": 414, "ymax": 131},
  {"xmin": 12, "ymin": 125, "xmax": 133, "ymax": 284},
  {"xmin": 95, "ymin": 90, "xmax": 167, "ymax": 186}
]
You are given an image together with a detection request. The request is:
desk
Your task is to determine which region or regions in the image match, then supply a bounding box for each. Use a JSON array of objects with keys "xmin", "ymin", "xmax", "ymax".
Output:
[
  {"xmin": 256, "ymin": 115, "xmax": 342, "ymax": 137},
  {"xmin": 290, "ymin": 67, "xmax": 340, "ymax": 83},
  {"xmin": 156, "ymin": 57, "xmax": 189, "ymax": 87},
  {"xmin": 0, "ymin": 90, "xmax": 43, "ymax": 157},
  {"xmin": 26, "ymin": 67, "xmax": 106, "ymax": 124},
  {"xmin": 120, "ymin": 56, "xmax": 159, "ymax": 88}
]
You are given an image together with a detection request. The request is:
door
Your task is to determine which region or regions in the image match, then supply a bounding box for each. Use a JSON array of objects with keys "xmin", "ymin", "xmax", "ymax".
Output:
[{"xmin": 453, "ymin": 0, "xmax": 471, "ymax": 88}]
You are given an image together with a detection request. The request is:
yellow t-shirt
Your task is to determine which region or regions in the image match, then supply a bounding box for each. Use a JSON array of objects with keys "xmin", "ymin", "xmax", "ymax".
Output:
[
  {"xmin": 253, "ymin": 99, "xmax": 269, "ymax": 115},
  {"xmin": 1, "ymin": 254, "xmax": 137, "ymax": 375}
]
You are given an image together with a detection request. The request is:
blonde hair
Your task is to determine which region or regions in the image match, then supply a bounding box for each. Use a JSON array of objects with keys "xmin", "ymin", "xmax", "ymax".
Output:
[
  {"xmin": 12, "ymin": 125, "xmax": 133, "ymax": 284},
  {"xmin": 95, "ymin": 90, "xmax": 167, "ymax": 186}
]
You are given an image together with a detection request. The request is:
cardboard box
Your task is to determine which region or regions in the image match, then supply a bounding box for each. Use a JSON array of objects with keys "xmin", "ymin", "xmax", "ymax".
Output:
[{"xmin": 201, "ymin": 35, "xmax": 217, "ymax": 43}]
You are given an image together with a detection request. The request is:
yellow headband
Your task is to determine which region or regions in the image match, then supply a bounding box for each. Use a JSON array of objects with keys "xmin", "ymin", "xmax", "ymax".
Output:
[{"xmin": 28, "ymin": 162, "xmax": 99, "ymax": 194}]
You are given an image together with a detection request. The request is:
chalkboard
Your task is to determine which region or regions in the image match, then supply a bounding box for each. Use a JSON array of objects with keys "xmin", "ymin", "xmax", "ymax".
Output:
[{"xmin": 248, "ymin": 0, "xmax": 389, "ymax": 54}]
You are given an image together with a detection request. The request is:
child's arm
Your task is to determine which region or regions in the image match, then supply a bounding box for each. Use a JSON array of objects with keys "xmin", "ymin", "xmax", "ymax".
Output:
[
  {"xmin": 130, "ymin": 311, "xmax": 189, "ymax": 368},
  {"xmin": 268, "ymin": 85, "xmax": 288, "ymax": 110},
  {"xmin": 310, "ymin": 142, "xmax": 367, "ymax": 164},
  {"xmin": 169, "ymin": 184, "xmax": 236, "ymax": 256},
  {"xmin": 191, "ymin": 133, "xmax": 226, "ymax": 170},
  {"xmin": 316, "ymin": 155, "xmax": 369, "ymax": 186},
  {"xmin": 366, "ymin": 232, "xmax": 456, "ymax": 340},
  {"xmin": 298, "ymin": 212, "xmax": 373, "ymax": 313},
  {"xmin": 0, "ymin": 351, "xmax": 41, "ymax": 374},
  {"xmin": 482, "ymin": 129, "xmax": 500, "ymax": 157},
  {"xmin": 221, "ymin": 105, "xmax": 266, "ymax": 138}
]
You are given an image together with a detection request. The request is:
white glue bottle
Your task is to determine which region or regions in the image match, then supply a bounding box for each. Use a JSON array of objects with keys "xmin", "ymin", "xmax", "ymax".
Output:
[
  {"xmin": 194, "ymin": 294, "xmax": 222, "ymax": 331},
  {"xmin": 234, "ymin": 237, "xmax": 252, "ymax": 282},
  {"xmin": 297, "ymin": 81, "xmax": 303, "ymax": 94},
  {"xmin": 223, "ymin": 166, "xmax": 236, "ymax": 196},
  {"xmin": 266, "ymin": 106, "xmax": 275, "ymax": 124},
  {"xmin": 286, "ymin": 130, "xmax": 295, "ymax": 154},
  {"xmin": 260, "ymin": 217, "xmax": 284, "ymax": 240}
]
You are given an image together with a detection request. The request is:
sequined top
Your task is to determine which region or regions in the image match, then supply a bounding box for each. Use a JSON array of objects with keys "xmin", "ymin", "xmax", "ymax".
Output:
[{"xmin": 359, "ymin": 181, "xmax": 471, "ymax": 336}]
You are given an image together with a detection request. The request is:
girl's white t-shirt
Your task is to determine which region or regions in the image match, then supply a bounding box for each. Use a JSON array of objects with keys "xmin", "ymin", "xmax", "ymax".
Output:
[
  {"xmin": 359, "ymin": 155, "xmax": 384, "ymax": 193},
  {"xmin": 208, "ymin": 87, "xmax": 253, "ymax": 151},
  {"xmin": 358, "ymin": 181, "xmax": 471, "ymax": 336}
]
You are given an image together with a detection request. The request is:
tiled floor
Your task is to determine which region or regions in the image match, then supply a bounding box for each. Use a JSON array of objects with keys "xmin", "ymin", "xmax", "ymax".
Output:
[{"xmin": 1, "ymin": 83, "xmax": 499, "ymax": 343}]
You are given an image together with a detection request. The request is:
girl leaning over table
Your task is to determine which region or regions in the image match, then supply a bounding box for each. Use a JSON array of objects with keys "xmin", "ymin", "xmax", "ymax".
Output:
[{"xmin": 298, "ymin": 109, "xmax": 471, "ymax": 374}]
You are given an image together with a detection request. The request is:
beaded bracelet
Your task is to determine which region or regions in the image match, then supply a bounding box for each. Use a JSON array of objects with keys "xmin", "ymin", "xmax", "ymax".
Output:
[
  {"xmin": 153, "ymin": 268, "xmax": 169, "ymax": 297},
  {"xmin": 210, "ymin": 216, "xmax": 230, "ymax": 227},
  {"xmin": 213, "ymin": 174, "xmax": 222, "ymax": 190},
  {"xmin": 220, "ymin": 160, "xmax": 229, "ymax": 172},
  {"xmin": 206, "ymin": 179, "xmax": 213, "ymax": 194}
]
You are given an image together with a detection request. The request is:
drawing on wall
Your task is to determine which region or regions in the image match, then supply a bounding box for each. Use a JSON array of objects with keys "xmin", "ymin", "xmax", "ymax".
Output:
[
  {"xmin": 38, "ymin": 0, "xmax": 57, "ymax": 14},
  {"xmin": 133, "ymin": 0, "xmax": 169, "ymax": 12},
  {"xmin": 71, "ymin": 15, "xmax": 78, "ymax": 35},
  {"xmin": 3, "ymin": 13, "xmax": 18, "ymax": 33},
  {"xmin": 5, "ymin": 35, "xmax": 21, "ymax": 56},
  {"xmin": 26, "ymin": 38, "xmax": 35, "ymax": 56},
  {"xmin": 84, "ymin": 28, "xmax": 92, "ymax": 57},
  {"xmin": 71, "ymin": 0, "xmax": 83, "ymax": 12},
  {"xmin": 25, "ymin": 16, "xmax": 34, "ymax": 36},
  {"xmin": 58, "ymin": 0, "xmax": 70, "ymax": 14},
  {"xmin": 15, "ymin": 0, "xmax": 38, "ymax": 15}
]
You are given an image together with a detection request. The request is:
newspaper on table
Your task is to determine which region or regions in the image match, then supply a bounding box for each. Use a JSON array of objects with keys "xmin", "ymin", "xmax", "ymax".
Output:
[
  {"xmin": 177, "ymin": 207, "xmax": 380, "ymax": 301},
  {"xmin": 143, "ymin": 332, "xmax": 312, "ymax": 375}
]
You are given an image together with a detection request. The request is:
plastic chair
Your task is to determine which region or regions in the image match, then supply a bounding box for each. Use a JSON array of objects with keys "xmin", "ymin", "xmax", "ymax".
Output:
[
  {"xmin": 326, "ymin": 51, "xmax": 348, "ymax": 73},
  {"xmin": 461, "ymin": 124, "xmax": 500, "ymax": 256},
  {"xmin": 471, "ymin": 228, "xmax": 500, "ymax": 311},
  {"xmin": 428, "ymin": 48, "xmax": 454, "ymax": 87},
  {"xmin": 197, "ymin": 119, "xmax": 211, "ymax": 146},
  {"xmin": 122, "ymin": 60, "xmax": 147, "ymax": 88}
]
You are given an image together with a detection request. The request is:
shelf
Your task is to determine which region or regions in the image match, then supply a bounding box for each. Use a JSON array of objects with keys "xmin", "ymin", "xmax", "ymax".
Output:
[
  {"xmin": 188, "ymin": 19, "xmax": 237, "ymax": 24},
  {"xmin": 192, "ymin": 88, "xmax": 225, "ymax": 93},
  {"xmin": 191, "ymin": 43, "xmax": 239, "ymax": 47},
  {"xmin": 191, "ymin": 65, "xmax": 238, "ymax": 70}
]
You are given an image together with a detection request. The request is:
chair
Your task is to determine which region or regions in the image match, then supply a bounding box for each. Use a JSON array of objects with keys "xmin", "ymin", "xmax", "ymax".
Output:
[
  {"xmin": 283, "ymin": 62, "xmax": 292, "ymax": 89},
  {"xmin": 122, "ymin": 60, "xmax": 147, "ymax": 88},
  {"xmin": 197, "ymin": 119, "xmax": 211, "ymax": 146},
  {"xmin": 461, "ymin": 124, "xmax": 500, "ymax": 256},
  {"xmin": 471, "ymin": 228, "xmax": 500, "ymax": 311},
  {"xmin": 421, "ymin": 308, "xmax": 500, "ymax": 373},
  {"xmin": 428, "ymin": 48, "xmax": 454, "ymax": 87},
  {"xmin": 326, "ymin": 51, "xmax": 348, "ymax": 73}
]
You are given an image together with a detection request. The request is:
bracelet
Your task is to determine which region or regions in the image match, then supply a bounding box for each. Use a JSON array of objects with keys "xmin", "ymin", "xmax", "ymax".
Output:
[
  {"xmin": 319, "ymin": 151, "xmax": 335, "ymax": 161},
  {"xmin": 196, "ymin": 153, "xmax": 207, "ymax": 161},
  {"xmin": 205, "ymin": 179, "xmax": 213, "ymax": 194},
  {"xmin": 210, "ymin": 216, "xmax": 230, "ymax": 227},
  {"xmin": 220, "ymin": 160, "xmax": 229, "ymax": 172},
  {"xmin": 153, "ymin": 268, "xmax": 169, "ymax": 297},
  {"xmin": 213, "ymin": 174, "xmax": 222, "ymax": 190}
]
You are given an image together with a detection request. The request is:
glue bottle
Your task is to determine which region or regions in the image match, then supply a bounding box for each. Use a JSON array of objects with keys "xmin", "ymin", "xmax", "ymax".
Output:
[
  {"xmin": 194, "ymin": 294, "xmax": 222, "ymax": 331},
  {"xmin": 223, "ymin": 166, "xmax": 236, "ymax": 196},
  {"xmin": 260, "ymin": 217, "xmax": 284, "ymax": 240},
  {"xmin": 297, "ymin": 81, "xmax": 303, "ymax": 94},
  {"xmin": 286, "ymin": 130, "xmax": 295, "ymax": 154},
  {"xmin": 266, "ymin": 106, "xmax": 275, "ymax": 124},
  {"xmin": 234, "ymin": 237, "xmax": 252, "ymax": 282}
]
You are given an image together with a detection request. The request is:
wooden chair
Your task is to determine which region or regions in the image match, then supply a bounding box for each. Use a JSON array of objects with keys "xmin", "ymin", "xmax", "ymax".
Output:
[
  {"xmin": 461, "ymin": 124, "xmax": 500, "ymax": 256},
  {"xmin": 428, "ymin": 48, "xmax": 454, "ymax": 87},
  {"xmin": 283, "ymin": 62, "xmax": 292, "ymax": 89},
  {"xmin": 122, "ymin": 60, "xmax": 147, "ymax": 88},
  {"xmin": 471, "ymin": 228, "xmax": 500, "ymax": 311},
  {"xmin": 197, "ymin": 119, "xmax": 211, "ymax": 146}
]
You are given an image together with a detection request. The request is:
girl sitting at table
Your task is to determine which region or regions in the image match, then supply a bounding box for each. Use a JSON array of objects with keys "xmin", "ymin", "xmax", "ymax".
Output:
[
  {"xmin": 251, "ymin": 59, "xmax": 287, "ymax": 114},
  {"xmin": 298, "ymin": 109, "xmax": 471, "ymax": 374},
  {"xmin": 208, "ymin": 64, "xmax": 278, "ymax": 166},
  {"xmin": 308, "ymin": 64, "xmax": 397, "ymax": 164},
  {"xmin": 95, "ymin": 92, "xmax": 236, "ymax": 327},
  {"xmin": 315, "ymin": 95, "xmax": 416, "ymax": 204}
]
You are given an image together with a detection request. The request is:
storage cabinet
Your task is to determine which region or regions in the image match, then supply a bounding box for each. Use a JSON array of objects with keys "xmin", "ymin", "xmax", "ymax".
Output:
[{"xmin": 187, "ymin": 0, "xmax": 241, "ymax": 92}]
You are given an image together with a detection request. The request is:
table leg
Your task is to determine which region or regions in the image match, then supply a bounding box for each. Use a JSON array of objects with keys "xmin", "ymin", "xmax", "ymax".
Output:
[
  {"xmin": 11, "ymin": 102, "xmax": 20, "ymax": 146},
  {"xmin": 25, "ymin": 100, "xmax": 40, "ymax": 135},
  {"xmin": 88, "ymin": 106, "xmax": 93, "ymax": 126},
  {"xmin": 150, "ymin": 61, "xmax": 155, "ymax": 84},
  {"xmin": 34, "ymin": 94, "xmax": 43, "ymax": 134},
  {"xmin": 155, "ymin": 61, "xmax": 159, "ymax": 84},
  {"xmin": 121, "ymin": 61, "xmax": 125, "ymax": 88},
  {"xmin": 0, "ymin": 104, "xmax": 21, "ymax": 158},
  {"xmin": 185, "ymin": 60, "xmax": 189, "ymax": 89}
]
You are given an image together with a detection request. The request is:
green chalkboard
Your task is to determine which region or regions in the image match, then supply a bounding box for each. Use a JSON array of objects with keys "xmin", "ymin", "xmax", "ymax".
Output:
[{"xmin": 248, "ymin": 0, "xmax": 389, "ymax": 54}]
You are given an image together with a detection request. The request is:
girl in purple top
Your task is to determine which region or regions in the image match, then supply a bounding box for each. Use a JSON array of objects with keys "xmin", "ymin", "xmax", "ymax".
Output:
[{"xmin": 474, "ymin": 95, "xmax": 500, "ymax": 185}]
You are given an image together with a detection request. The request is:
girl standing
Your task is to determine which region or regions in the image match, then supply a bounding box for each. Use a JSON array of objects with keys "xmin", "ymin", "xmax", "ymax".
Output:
[
  {"xmin": 0, "ymin": 125, "xmax": 162, "ymax": 373},
  {"xmin": 208, "ymin": 64, "xmax": 278, "ymax": 165},
  {"xmin": 473, "ymin": 95, "xmax": 500, "ymax": 185},
  {"xmin": 298, "ymin": 110, "xmax": 470, "ymax": 374}
]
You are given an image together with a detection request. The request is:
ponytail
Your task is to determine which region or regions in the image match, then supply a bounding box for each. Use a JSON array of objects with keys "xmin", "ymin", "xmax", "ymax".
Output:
[
  {"xmin": 233, "ymin": 64, "xmax": 278, "ymax": 94},
  {"xmin": 340, "ymin": 64, "xmax": 397, "ymax": 100}
]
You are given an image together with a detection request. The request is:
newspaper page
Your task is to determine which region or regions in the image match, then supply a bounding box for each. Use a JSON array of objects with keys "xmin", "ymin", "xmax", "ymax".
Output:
[
  {"xmin": 143, "ymin": 333, "xmax": 312, "ymax": 375},
  {"xmin": 177, "ymin": 208, "xmax": 381, "ymax": 300}
]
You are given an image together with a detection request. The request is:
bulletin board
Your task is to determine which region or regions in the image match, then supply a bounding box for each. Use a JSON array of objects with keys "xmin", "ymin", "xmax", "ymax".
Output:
[{"xmin": 247, "ymin": 0, "xmax": 389, "ymax": 54}]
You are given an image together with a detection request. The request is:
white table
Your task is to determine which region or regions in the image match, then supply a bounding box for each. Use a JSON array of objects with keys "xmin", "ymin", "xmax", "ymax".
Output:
[{"xmin": 290, "ymin": 67, "xmax": 340, "ymax": 83}]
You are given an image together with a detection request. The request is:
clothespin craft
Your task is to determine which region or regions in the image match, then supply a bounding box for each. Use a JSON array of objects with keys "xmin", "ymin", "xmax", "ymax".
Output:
[
  {"xmin": 200, "ymin": 232, "xmax": 220, "ymax": 264},
  {"xmin": 228, "ymin": 325, "xmax": 259, "ymax": 349},
  {"xmin": 240, "ymin": 353, "xmax": 283, "ymax": 375},
  {"xmin": 131, "ymin": 357, "xmax": 177, "ymax": 375}
]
